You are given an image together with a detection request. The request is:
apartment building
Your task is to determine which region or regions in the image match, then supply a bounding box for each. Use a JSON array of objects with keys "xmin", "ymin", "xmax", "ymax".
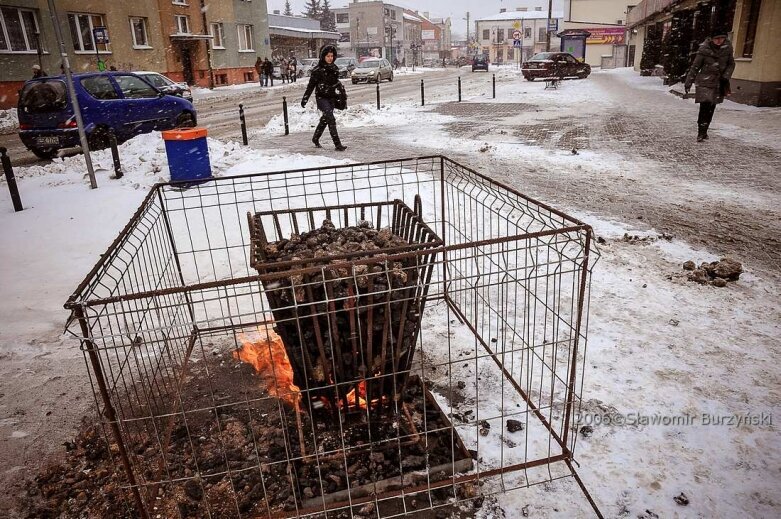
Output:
[
  {"xmin": 0, "ymin": 0, "xmax": 270, "ymax": 108},
  {"xmin": 475, "ymin": 8, "xmax": 564, "ymax": 64},
  {"xmin": 627, "ymin": 0, "xmax": 779, "ymax": 106},
  {"xmin": 561, "ymin": 0, "xmax": 628, "ymax": 66}
]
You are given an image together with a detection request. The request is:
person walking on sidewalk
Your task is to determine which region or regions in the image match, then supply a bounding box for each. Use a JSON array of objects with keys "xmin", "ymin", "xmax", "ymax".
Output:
[
  {"xmin": 301, "ymin": 45, "xmax": 347, "ymax": 151},
  {"xmin": 262, "ymin": 58, "xmax": 273, "ymax": 87},
  {"xmin": 684, "ymin": 31, "xmax": 735, "ymax": 142},
  {"xmin": 255, "ymin": 57, "xmax": 264, "ymax": 87}
]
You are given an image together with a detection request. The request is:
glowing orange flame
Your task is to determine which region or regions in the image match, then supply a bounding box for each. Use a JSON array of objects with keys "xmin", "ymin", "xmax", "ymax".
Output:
[
  {"xmin": 345, "ymin": 381, "xmax": 368, "ymax": 409},
  {"xmin": 234, "ymin": 328, "xmax": 301, "ymax": 409}
]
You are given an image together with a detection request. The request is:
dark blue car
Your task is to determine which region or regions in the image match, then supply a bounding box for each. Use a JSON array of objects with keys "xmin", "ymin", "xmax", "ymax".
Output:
[{"xmin": 18, "ymin": 72, "xmax": 197, "ymax": 159}]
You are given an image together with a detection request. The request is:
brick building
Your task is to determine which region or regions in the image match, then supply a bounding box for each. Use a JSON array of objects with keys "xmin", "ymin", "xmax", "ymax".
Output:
[{"xmin": 0, "ymin": 0, "xmax": 271, "ymax": 109}]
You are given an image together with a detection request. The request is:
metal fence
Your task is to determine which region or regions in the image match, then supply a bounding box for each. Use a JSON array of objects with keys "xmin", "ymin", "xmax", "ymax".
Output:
[{"xmin": 65, "ymin": 155, "xmax": 600, "ymax": 518}]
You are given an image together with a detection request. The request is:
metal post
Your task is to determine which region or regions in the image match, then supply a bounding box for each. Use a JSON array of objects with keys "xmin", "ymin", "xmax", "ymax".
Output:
[
  {"xmin": 108, "ymin": 130, "xmax": 122, "ymax": 179},
  {"xmin": 376, "ymin": 83, "xmax": 381, "ymax": 110},
  {"xmin": 34, "ymin": 30, "xmax": 43, "ymax": 69},
  {"xmin": 458, "ymin": 76, "xmax": 461, "ymax": 102},
  {"xmin": 546, "ymin": 0, "xmax": 553, "ymax": 52},
  {"xmin": 46, "ymin": 0, "xmax": 97, "ymax": 189},
  {"xmin": 420, "ymin": 79, "xmax": 425, "ymax": 106},
  {"xmin": 492, "ymin": 73, "xmax": 496, "ymax": 98},
  {"xmin": 0, "ymin": 147, "xmax": 23, "ymax": 212},
  {"xmin": 282, "ymin": 96, "xmax": 289, "ymax": 136},
  {"xmin": 239, "ymin": 103, "xmax": 248, "ymax": 145}
]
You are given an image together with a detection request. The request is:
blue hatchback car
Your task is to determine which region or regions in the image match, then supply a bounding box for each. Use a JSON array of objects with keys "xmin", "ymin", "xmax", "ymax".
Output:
[{"xmin": 18, "ymin": 72, "xmax": 197, "ymax": 159}]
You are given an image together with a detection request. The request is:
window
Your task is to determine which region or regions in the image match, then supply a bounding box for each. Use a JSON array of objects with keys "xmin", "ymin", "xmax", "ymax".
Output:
[
  {"xmin": 174, "ymin": 15, "xmax": 190, "ymax": 34},
  {"xmin": 172, "ymin": 0, "xmax": 188, "ymax": 5},
  {"xmin": 339, "ymin": 32, "xmax": 350, "ymax": 43},
  {"xmin": 215, "ymin": 73, "xmax": 228, "ymax": 85},
  {"xmin": 538, "ymin": 27, "xmax": 547, "ymax": 43},
  {"xmin": 496, "ymin": 29, "xmax": 504, "ymax": 43},
  {"xmin": 482, "ymin": 29, "xmax": 489, "ymax": 40},
  {"xmin": 524, "ymin": 27, "xmax": 531, "ymax": 38},
  {"xmin": 0, "ymin": 7, "xmax": 42, "ymax": 53},
  {"xmin": 68, "ymin": 13, "xmax": 108, "ymax": 53},
  {"xmin": 130, "ymin": 17, "xmax": 149, "ymax": 48},
  {"xmin": 19, "ymin": 80, "xmax": 67, "ymax": 113},
  {"xmin": 507, "ymin": 48, "xmax": 513, "ymax": 60},
  {"xmin": 80, "ymin": 76, "xmax": 119, "ymax": 100},
  {"xmin": 243, "ymin": 71, "xmax": 254, "ymax": 82},
  {"xmin": 496, "ymin": 49, "xmax": 503, "ymax": 61},
  {"xmin": 115, "ymin": 75, "xmax": 159, "ymax": 98},
  {"xmin": 210, "ymin": 22, "xmax": 225, "ymax": 48},
  {"xmin": 336, "ymin": 13, "xmax": 349, "ymax": 24},
  {"xmin": 238, "ymin": 24, "xmax": 253, "ymax": 51},
  {"xmin": 739, "ymin": 0, "xmax": 761, "ymax": 58},
  {"xmin": 140, "ymin": 73, "xmax": 171, "ymax": 89},
  {"xmin": 535, "ymin": 7, "xmax": 543, "ymax": 11}
]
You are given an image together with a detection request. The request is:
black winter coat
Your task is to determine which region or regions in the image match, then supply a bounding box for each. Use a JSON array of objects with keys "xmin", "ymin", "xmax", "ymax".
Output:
[
  {"xmin": 302, "ymin": 63, "xmax": 345, "ymax": 104},
  {"xmin": 685, "ymin": 39, "xmax": 735, "ymax": 105}
]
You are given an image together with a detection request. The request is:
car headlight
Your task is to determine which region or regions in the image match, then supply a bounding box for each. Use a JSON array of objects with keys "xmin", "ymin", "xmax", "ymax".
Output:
[{"xmin": 369, "ymin": 70, "xmax": 376, "ymax": 75}]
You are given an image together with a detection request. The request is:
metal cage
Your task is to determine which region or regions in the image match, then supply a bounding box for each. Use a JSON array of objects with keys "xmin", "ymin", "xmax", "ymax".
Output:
[{"xmin": 65, "ymin": 156, "xmax": 600, "ymax": 518}]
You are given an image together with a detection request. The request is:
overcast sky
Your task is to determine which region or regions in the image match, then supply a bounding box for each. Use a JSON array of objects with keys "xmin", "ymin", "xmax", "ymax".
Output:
[{"xmin": 266, "ymin": 1, "xmax": 561, "ymax": 39}]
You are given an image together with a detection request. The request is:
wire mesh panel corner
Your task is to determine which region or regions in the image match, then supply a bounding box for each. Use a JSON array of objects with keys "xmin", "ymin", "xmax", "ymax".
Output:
[{"xmin": 65, "ymin": 156, "xmax": 600, "ymax": 518}]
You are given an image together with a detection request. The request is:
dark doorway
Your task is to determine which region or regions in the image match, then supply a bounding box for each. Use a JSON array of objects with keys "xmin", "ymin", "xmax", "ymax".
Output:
[{"xmin": 181, "ymin": 46, "xmax": 195, "ymax": 85}]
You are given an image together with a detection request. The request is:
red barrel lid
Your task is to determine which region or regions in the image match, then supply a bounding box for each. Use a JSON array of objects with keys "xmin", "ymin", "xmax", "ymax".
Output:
[{"xmin": 162, "ymin": 127, "xmax": 208, "ymax": 141}]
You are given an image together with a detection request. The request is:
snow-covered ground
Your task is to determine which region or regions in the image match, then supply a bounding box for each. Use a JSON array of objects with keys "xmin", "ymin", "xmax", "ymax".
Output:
[{"xmin": 1, "ymin": 69, "xmax": 779, "ymax": 518}]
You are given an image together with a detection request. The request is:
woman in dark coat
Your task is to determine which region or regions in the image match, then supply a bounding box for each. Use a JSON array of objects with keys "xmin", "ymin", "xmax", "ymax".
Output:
[
  {"xmin": 684, "ymin": 31, "xmax": 735, "ymax": 142},
  {"xmin": 301, "ymin": 45, "xmax": 347, "ymax": 151}
]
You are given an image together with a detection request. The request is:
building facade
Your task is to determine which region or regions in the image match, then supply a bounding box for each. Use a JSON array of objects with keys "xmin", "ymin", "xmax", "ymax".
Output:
[
  {"xmin": 561, "ymin": 0, "xmax": 628, "ymax": 66},
  {"xmin": 475, "ymin": 8, "xmax": 564, "ymax": 64},
  {"xmin": 627, "ymin": 0, "xmax": 780, "ymax": 106},
  {"xmin": 0, "ymin": 0, "xmax": 270, "ymax": 108},
  {"xmin": 267, "ymin": 12, "xmax": 339, "ymax": 60}
]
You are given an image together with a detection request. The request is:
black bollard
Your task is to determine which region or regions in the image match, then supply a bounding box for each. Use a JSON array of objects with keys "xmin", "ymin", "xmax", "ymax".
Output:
[
  {"xmin": 283, "ymin": 96, "xmax": 289, "ymax": 136},
  {"xmin": 421, "ymin": 79, "xmax": 425, "ymax": 106},
  {"xmin": 493, "ymin": 73, "xmax": 496, "ymax": 99},
  {"xmin": 458, "ymin": 76, "xmax": 462, "ymax": 102},
  {"xmin": 376, "ymin": 82, "xmax": 381, "ymax": 110},
  {"xmin": 108, "ymin": 129, "xmax": 122, "ymax": 179},
  {"xmin": 0, "ymin": 147, "xmax": 23, "ymax": 212},
  {"xmin": 239, "ymin": 104, "xmax": 248, "ymax": 145}
]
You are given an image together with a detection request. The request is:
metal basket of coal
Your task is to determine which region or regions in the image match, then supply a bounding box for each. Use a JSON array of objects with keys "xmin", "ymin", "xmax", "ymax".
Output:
[{"xmin": 248, "ymin": 196, "xmax": 442, "ymax": 417}]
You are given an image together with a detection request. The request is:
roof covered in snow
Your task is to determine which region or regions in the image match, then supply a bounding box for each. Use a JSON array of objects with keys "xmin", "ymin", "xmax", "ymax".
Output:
[{"xmin": 475, "ymin": 11, "xmax": 564, "ymax": 22}]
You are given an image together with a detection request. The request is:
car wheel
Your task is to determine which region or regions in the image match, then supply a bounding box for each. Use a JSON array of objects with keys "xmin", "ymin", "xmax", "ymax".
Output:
[
  {"xmin": 88, "ymin": 126, "xmax": 111, "ymax": 151},
  {"xmin": 30, "ymin": 147, "xmax": 58, "ymax": 160},
  {"xmin": 578, "ymin": 73, "xmax": 589, "ymax": 79},
  {"xmin": 388, "ymin": 73, "xmax": 393, "ymax": 82},
  {"xmin": 525, "ymin": 77, "xmax": 535, "ymax": 82},
  {"xmin": 176, "ymin": 112, "xmax": 196, "ymax": 128}
]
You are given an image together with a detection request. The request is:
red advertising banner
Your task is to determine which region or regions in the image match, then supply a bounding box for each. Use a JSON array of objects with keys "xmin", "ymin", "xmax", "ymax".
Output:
[{"xmin": 586, "ymin": 28, "xmax": 626, "ymax": 45}]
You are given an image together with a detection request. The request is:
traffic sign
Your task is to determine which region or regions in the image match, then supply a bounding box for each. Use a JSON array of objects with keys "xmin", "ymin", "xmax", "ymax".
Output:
[
  {"xmin": 512, "ymin": 30, "xmax": 521, "ymax": 40},
  {"xmin": 513, "ymin": 39, "xmax": 521, "ymax": 48},
  {"xmin": 512, "ymin": 20, "xmax": 521, "ymax": 30},
  {"xmin": 547, "ymin": 20, "xmax": 558, "ymax": 32}
]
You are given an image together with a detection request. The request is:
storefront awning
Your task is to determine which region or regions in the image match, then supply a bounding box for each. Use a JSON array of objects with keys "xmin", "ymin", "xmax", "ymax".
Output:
[{"xmin": 269, "ymin": 26, "xmax": 340, "ymax": 40}]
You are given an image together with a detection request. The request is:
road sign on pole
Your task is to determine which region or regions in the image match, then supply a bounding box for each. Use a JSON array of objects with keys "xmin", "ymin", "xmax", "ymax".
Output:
[
  {"xmin": 548, "ymin": 20, "xmax": 558, "ymax": 32},
  {"xmin": 512, "ymin": 30, "xmax": 521, "ymax": 40},
  {"xmin": 92, "ymin": 27, "xmax": 109, "ymax": 71},
  {"xmin": 513, "ymin": 39, "xmax": 521, "ymax": 48}
]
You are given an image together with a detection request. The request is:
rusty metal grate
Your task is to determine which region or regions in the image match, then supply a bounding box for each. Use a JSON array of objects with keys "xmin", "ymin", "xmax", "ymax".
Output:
[{"xmin": 64, "ymin": 156, "xmax": 602, "ymax": 518}]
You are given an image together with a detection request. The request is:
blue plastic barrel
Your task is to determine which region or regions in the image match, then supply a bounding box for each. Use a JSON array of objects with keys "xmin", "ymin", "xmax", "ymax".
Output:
[{"xmin": 161, "ymin": 127, "xmax": 212, "ymax": 183}]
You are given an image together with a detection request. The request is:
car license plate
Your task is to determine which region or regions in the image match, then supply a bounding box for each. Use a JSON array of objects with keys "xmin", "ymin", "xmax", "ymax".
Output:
[{"xmin": 35, "ymin": 136, "xmax": 59, "ymax": 146}]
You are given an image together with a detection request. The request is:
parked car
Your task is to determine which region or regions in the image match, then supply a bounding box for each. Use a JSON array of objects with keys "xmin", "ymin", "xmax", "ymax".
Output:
[
  {"xmin": 522, "ymin": 52, "xmax": 591, "ymax": 81},
  {"xmin": 298, "ymin": 58, "xmax": 318, "ymax": 77},
  {"xmin": 351, "ymin": 58, "xmax": 394, "ymax": 84},
  {"xmin": 134, "ymin": 71, "xmax": 193, "ymax": 102},
  {"xmin": 472, "ymin": 56, "xmax": 489, "ymax": 72},
  {"xmin": 17, "ymin": 72, "xmax": 196, "ymax": 159},
  {"xmin": 335, "ymin": 57, "xmax": 358, "ymax": 78}
]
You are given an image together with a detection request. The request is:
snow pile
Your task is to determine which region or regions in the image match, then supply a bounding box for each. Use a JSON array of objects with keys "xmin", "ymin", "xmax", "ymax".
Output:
[
  {"xmin": 0, "ymin": 108, "xmax": 18, "ymax": 135},
  {"xmin": 10, "ymin": 132, "xmax": 349, "ymax": 188}
]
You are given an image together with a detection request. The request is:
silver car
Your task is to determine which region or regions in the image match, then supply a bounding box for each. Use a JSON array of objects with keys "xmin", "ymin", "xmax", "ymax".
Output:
[
  {"xmin": 335, "ymin": 57, "xmax": 358, "ymax": 78},
  {"xmin": 298, "ymin": 58, "xmax": 318, "ymax": 77},
  {"xmin": 351, "ymin": 59, "xmax": 394, "ymax": 84},
  {"xmin": 134, "ymin": 71, "xmax": 193, "ymax": 102}
]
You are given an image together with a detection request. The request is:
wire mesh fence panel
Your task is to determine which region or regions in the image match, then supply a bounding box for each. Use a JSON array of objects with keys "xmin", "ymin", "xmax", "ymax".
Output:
[{"xmin": 65, "ymin": 156, "xmax": 599, "ymax": 518}]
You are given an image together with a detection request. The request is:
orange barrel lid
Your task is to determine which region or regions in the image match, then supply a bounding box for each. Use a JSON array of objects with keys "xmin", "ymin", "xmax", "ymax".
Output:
[{"xmin": 161, "ymin": 127, "xmax": 208, "ymax": 141}]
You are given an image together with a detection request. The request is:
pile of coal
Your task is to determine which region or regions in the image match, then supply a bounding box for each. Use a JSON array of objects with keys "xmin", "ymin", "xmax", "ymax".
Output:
[{"xmin": 682, "ymin": 258, "xmax": 742, "ymax": 287}]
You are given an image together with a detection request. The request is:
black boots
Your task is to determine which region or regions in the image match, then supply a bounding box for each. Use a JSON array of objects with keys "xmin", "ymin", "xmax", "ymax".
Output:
[
  {"xmin": 312, "ymin": 120, "xmax": 327, "ymax": 148},
  {"xmin": 313, "ymin": 113, "xmax": 346, "ymax": 151},
  {"xmin": 328, "ymin": 121, "xmax": 346, "ymax": 151},
  {"xmin": 697, "ymin": 123, "xmax": 709, "ymax": 142}
]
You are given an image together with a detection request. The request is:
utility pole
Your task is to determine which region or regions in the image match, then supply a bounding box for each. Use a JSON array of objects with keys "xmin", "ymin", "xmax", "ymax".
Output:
[
  {"xmin": 465, "ymin": 11, "xmax": 470, "ymax": 54},
  {"xmin": 46, "ymin": 0, "xmax": 97, "ymax": 188},
  {"xmin": 545, "ymin": 0, "xmax": 553, "ymax": 52},
  {"xmin": 200, "ymin": 0, "xmax": 214, "ymax": 89}
]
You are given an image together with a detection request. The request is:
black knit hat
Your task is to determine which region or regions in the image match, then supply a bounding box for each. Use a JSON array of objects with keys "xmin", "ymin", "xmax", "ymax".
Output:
[{"xmin": 710, "ymin": 30, "xmax": 728, "ymax": 39}]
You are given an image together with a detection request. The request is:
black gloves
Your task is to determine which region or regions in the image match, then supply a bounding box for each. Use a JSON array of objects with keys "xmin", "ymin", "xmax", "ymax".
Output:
[{"xmin": 301, "ymin": 98, "xmax": 307, "ymax": 108}]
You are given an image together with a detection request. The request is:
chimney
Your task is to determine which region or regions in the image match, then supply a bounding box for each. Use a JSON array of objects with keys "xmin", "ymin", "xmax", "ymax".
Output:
[
  {"xmin": 500, "ymin": 8, "xmax": 506, "ymax": 13},
  {"xmin": 424, "ymin": 12, "xmax": 430, "ymax": 19}
]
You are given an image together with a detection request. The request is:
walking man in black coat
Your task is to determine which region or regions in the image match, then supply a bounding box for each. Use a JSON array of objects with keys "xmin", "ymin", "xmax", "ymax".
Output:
[
  {"xmin": 301, "ymin": 45, "xmax": 347, "ymax": 151},
  {"xmin": 684, "ymin": 31, "xmax": 735, "ymax": 142}
]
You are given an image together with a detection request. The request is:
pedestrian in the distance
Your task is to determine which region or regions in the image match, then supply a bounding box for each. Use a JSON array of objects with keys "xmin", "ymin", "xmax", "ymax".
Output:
[
  {"xmin": 301, "ymin": 45, "xmax": 347, "ymax": 151},
  {"xmin": 684, "ymin": 30, "xmax": 735, "ymax": 142},
  {"xmin": 289, "ymin": 56, "xmax": 297, "ymax": 83},
  {"xmin": 32, "ymin": 64, "xmax": 47, "ymax": 78},
  {"xmin": 281, "ymin": 58, "xmax": 289, "ymax": 83},
  {"xmin": 263, "ymin": 58, "xmax": 273, "ymax": 87},
  {"xmin": 255, "ymin": 57, "xmax": 264, "ymax": 86}
]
